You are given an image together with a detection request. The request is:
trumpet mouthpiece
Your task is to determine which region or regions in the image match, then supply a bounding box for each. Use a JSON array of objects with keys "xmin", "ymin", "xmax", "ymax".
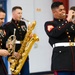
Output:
[{"xmin": 63, "ymin": 14, "xmax": 66, "ymax": 16}]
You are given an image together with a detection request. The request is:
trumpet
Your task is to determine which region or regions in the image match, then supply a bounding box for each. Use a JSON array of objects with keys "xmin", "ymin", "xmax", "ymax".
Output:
[
  {"xmin": 7, "ymin": 28, "xmax": 16, "ymax": 54},
  {"xmin": 63, "ymin": 13, "xmax": 75, "ymax": 17},
  {"xmin": 63, "ymin": 14, "xmax": 68, "ymax": 16},
  {"xmin": 63, "ymin": 13, "xmax": 75, "ymax": 23}
]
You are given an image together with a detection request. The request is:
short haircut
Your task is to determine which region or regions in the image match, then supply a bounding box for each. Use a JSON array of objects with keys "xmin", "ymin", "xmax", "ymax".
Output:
[
  {"xmin": 70, "ymin": 6, "xmax": 75, "ymax": 11},
  {"xmin": 12, "ymin": 6, "xmax": 22, "ymax": 12},
  {"xmin": 0, "ymin": 7, "xmax": 5, "ymax": 13},
  {"xmin": 51, "ymin": 1, "xmax": 63, "ymax": 9}
]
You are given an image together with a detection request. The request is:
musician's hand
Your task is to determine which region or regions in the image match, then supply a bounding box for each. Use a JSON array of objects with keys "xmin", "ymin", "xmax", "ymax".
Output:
[
  {"xmin": 72, "ymin": 12, "xmax": 75, "ymax": 24},
  {"xmin": 13, "ymin": 52, "xmax": 21, "ymax": 59},
  {"xmin": 29, "ymin": 33, "xmax": 33, "ymax": 38},
  {"xmin": 0, "ymin": 49, "xmax": 10, "ymax": 57},
  {"xmin": 67, "ymin": 10, "xmax": 74, "ymax": 22},
  {"xmin": 67, "ymin": 10, "xmax": 75, "ymax": 22}
]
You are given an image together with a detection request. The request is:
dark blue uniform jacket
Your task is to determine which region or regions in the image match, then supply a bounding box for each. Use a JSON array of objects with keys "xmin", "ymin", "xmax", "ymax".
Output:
[{"xmin": 44, "ymin": 18, "xmax": 75, "ymax": 71}]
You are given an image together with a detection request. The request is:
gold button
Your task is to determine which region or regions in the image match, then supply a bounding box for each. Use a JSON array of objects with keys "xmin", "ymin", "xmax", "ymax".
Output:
[
  {"xmin": 66, "ymin": 32, "xmax": 69, "ymax": 34},
  {"xmin": 59, "ymin": 26, "xmax": 61, "ymax": 28},
  {"xmin": 17, "ymin": 24, "xmax": 19, "ymax": 25},
  {"xmin": 62, "ymin": 24, "xmax": 64, "ymax": 25},
  {"xmin": 18, "ymin": 27, "xmax": 20, "ymax": 28},
  {"xmin": 68, "ymin": 36, "xmax": 70, "ymax": 38},
  {"xmin": 59, "ymin": 51, "xmax": 61, "ymax": 53},
  {"xmin": 1, "ymin": 43, "xmax": 2, "ymax": 45},
  {"xmin": 69, "ymin": 40, "xmax": 71, "ymax": 42},
  {"xmin": 59, "ymin": 19, "xmax": 60, "ymax": 21}
]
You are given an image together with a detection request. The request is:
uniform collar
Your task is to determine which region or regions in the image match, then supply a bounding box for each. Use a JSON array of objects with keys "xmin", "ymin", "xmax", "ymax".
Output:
[
  {"xmin": 11, "ymin": 19, "xmax": 20, "ymax": 24},
  {"xmin": 54, "ymin": 18, "xmax": 63, "ymax": 22}
]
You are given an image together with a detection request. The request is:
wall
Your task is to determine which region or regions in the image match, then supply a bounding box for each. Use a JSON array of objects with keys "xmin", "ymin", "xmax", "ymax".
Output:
[
  {"xmin": 69, "ymin": 0, "xmax": 75, "ymax": 8},
  {"xmin": 7, "ymin": 0, "xmax": 53, "ymax": 74}
]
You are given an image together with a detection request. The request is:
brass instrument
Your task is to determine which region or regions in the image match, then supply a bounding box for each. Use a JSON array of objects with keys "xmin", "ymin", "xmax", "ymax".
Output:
[
  {"xmin": 8, "ymin": 21, "xmax": 39, "ymax": 75},
  {"xmin": 63, "ymin": 13, "xmax": 75, "ymax": 23},
  {"xmin": 7, "ymin": 29, "xmax": 16, "ymax": 54}
]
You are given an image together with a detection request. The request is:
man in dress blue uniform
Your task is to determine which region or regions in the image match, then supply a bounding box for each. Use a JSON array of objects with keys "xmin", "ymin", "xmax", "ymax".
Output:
[
  {"xmin": 44, "ymin": 1, "xmax": 75, "ymax": 75},
  {"xmin": 0, "ymin": 8, "xmax": 10, "ymax": 75},
  {"xmin": 3, "ymin": 6, "xmax": 30, "ymax": 75}
]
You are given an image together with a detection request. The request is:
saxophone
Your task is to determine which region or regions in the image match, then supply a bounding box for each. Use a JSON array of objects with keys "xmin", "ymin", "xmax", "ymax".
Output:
[{"xmin": 8, "ymin": 21, "xmax": 39, "ymax": 75}]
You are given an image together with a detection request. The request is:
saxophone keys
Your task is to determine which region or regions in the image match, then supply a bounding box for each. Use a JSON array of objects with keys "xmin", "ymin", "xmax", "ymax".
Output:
[
  {"xmin": 19, "ymin": 57, "xmax": 25, "ymax": 63},
  {"xmin": 19, "ymin": 59, "xmax": 22, "ymax": 63},
  {"xmin": 10, "ymin": 68, "xmax": 14, "ymax": 72},
  {"xmin": 22, "ymin": 52, "xmax": 26, "ymax": 56},
  {"xmin": 16, "ymin": 64, "xmax": 22, "ymax": 70}
]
